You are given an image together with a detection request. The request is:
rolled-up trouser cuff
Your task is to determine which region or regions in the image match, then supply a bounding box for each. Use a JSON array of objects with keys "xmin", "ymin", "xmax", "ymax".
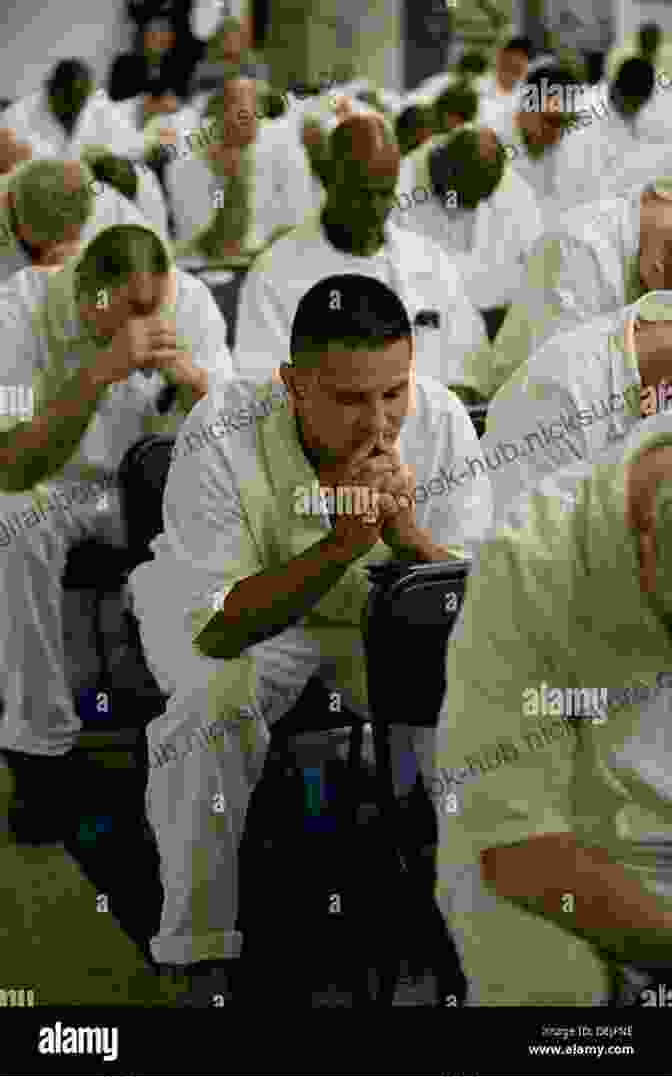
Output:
[{"xmin": 150, "ymin": 928, "xmax": 243, "ymax": 967}]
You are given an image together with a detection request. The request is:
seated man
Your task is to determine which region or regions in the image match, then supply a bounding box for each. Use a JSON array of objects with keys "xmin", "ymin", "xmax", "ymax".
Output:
[
  {"xmin": 485, "ymin": 178, "xmax": 672, "ymax": 400},
  {"xmin": 234, "ymin": 113, "xmax": 491, "ymax": 392},
  {"xmin": 401, "ymin": 50, "xmax": 487, "ymax": 112},
  {"xmin": 165, "ymin": 78, "xmax": 315, "ymax": 259},
  {"xmin": 483, "ymin": 290, "xmax": 672, "ymax": 521},
  {"xmin": 0, "ymin": 223, "xmax": 233, "ymax": 842},
  {"xmin": 128, "ymin": 273, "xmax": 492, "ymax": 976},
  {"xmin": 4, "ymin": 59, "xmax": 146, "ymax": 160},
  {"xmin": 602, "ymin": 57, "xmax": 657, "ymax": 150},
  {"xmin": 436, "ymin": 412, "xmax": 672, "ymax": 1005},
  {"xmin": 505, "ymin": 66, "xmax": 614, "ymax": 223},
  {"xmin": 476, "ymin": 36, "xmax": 532, "ymax": 144},
  {"xmin": 84, "ymin": 150, "xmax": 170, "ymax": 241},
  {"xmin": 0, "ymin": 158, "xmax": 154, "ymax": 282},
  {"xmin": 606, "ymin": 19, "xmax": 672, "ymax": 84},
  {"xmin": 109, "ymin": 15, "xmax": 202, "ymax": 104},
  {"xmin": 395, "ymin": 125, "xmax": 542, "ymax": 319}
]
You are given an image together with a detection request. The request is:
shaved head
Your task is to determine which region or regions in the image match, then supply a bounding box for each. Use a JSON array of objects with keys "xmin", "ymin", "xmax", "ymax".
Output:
[
  {"xmin": 429, "ymin": 125, "xmax": 506, "ymax": 210},
  {"xmin": 219, "ymin": 76, "xmax": 256, "ymax": 108},
  {"xmin": 9, "ymin": 158, "xmax": 92, "ymax": 245},
  {"xmin": 323, "ymin": 114, "xmax": 400, "ymax": 256},
  {"xmin": 330, "ymin": 113, "xmax": 400, "ymax": 179}
]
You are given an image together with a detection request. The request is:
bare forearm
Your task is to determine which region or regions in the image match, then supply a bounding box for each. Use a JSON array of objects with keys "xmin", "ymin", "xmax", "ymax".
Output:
[
  {"xmin": 391, "ymin": 528, "xmax": 465, "ymax": 563},
  {"xmin": 483, "ymin": 834, "xmax": 672, "ymax": 968},
  {"xmin": 0, "ymin": 366, "xmax": 106, "ymax": 491},
  {"xmin": 196, "ymin": 533, "xmax": 358, "ymax": 659}
]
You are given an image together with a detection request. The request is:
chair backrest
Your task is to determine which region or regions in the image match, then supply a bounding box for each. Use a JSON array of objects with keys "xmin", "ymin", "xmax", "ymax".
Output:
[
  {"xmin": 363, "ymin": 559, "xmax": 471, "ymax": 727},
  {"xmin": 467, "ymin": 403, "xmax": 487, "ymax": 439},
  {"xmin": 117, "ymin": 434, "xmax": 176, "ymax": 570},
  {"xmin": 177, "ymin": 264, "xmax": 251, "ymax": 352}
]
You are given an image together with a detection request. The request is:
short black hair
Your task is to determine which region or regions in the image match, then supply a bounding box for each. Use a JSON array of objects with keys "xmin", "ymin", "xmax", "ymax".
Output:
[
  {"xmin": 46, "ymin": 58, "xmax": 93, "ymax": 95},
  {"xmin": 429, "ymin": 128, "xmax": 507, "ymax": 209},
  {"xmin": 612, "ymin": 56, "xmax": 656, "ymax": 104},
  {"xmin": 289, "ymin": 275, "xmax": 412, "ymax": 370},
  {"xmin": 395, "ymin": 104, "xmax": 434, "ymax": 153},
  {"xmin": 88, "ymin": 153, "xmax": 139, "ymax": 203},
  {"xmin": 503, "ymin": 36, "xmax": 533, "ymax": 57},
  {"xmin": 638, "ymin": 21, "xmax": 662, "ymax": 56},
  {"xmin": 435, "ymin": 81, "xmax": 478, "ymax": 125},
  {"xmin": 75, "ymin": 224, "xmax": 169, "ymax": 302},
  {"xmin": 457, "ymin": 51, "xmax": 489, "ymax": 77}
]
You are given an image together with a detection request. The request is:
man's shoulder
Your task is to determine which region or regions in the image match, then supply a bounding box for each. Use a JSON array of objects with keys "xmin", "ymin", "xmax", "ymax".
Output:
[
  {"xmin": 492, "ymin": 164, "xmax": 536, "ymax": 208},
  {"xmin": 174, "ymin": 267, "xmax": 215, "ymax": 306},
  {"xmin": 389, "ymin": 220, "xmax": 458, "ymax": 275},
  {"xmin": 556, "ymin": 189, "xmax": 634, "ymax": 244},
  {"xmin": 527, "ymin": 309, "xmax": 622, "ymax": 379},
  {"xmin": 248, "ymin": 216, "xmax": 323, "ymax": 273},
  {"xmin": 408, "ymin": 376, "xmax": 473, "ymax": 440},
  {"xmin": 0, "ymin": 266, "xmax": 47, "ymax": 316},
  {"xmin": 178, "ymin": 377, "xmax": 288, "ymax": 443}
]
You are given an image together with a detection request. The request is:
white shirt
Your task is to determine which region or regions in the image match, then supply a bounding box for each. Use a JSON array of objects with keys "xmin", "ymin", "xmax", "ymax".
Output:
[
  {"xmin": 134, "ymin": 165, "xmax": 170, "ymax": 241},
  {"xmin": 0, "ymin": 180, "xmax": 151, "ymax": 284},
  {"xmin": 130, "ymin": 373, "xmax": 493, "ymax": 706},
  {"xmin": 165, "ymin": 119, "xmax": 317, "ymax": 250},
  {"xmin": 482, "ymin": 301, "xmax": 649, "ymax": 521},
  {"xmin": 507, "ymin": 121, "xmax": 616, "ymax": 227},
  {"xmin": 0, "ymin": 266, "xmax": 234, "ymax": 478},
  {"xmin": 233, "ymin": 215, "xmax": 491, "ymax": 391},
  {"xmin": 395, "ymin": 144, "xmax": 543, "ymax": 309},
  {"xmin": 477, "ymin": 74, "xmax": 524, "ymax": 144},
  {"xmin": 3, "ymin": 89, "xmax": 147, "ymax": 160},
  {"xmin": 403, "ymin": 72, "xmax": 457, "ymax": 110},
  {"xmin": 486, "ymin": 184, "xmax": 644, "ymax": 400}
]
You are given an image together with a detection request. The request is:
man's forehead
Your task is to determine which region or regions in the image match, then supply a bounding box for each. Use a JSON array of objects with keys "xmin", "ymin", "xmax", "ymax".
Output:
[
  {"xmin": 477, "ymin": 127, "xmax": 499, "ymax": 161},
  {"xmin": 221, "ymin": 78, "xmax": 256, "ymax": 105}
]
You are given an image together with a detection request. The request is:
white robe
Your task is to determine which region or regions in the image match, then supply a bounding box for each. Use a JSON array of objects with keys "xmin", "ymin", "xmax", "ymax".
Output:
[
  {"xmin": 482, "ymin": 298, "xmax": 658, "ymax": 522},
  {"xmin": 165, "ymin": 119, "xmax": 317, "ymax": 251},
  {"xmin": 3, "ymin": 89, "xmax": 146, "ymax": 160},
  {"xmin": 395, "ymin": 143, "xmax": 543, "ymax": 310},
  {"xmin": 128, "ymin": 374, "xmax": 492, "ymax": 965},
  {"xmin": 486, "ymin": 184, "xmax": 645, "ymax": 400},
  {"xmin": 0, "ymin": 179, "xmax": 152, "ymax": 283},
  {"xmin": 233, "ymin": 215, "xmax": 491, "ymax": 391}
]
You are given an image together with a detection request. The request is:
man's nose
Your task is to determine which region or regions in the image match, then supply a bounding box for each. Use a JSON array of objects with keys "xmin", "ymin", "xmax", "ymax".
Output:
[
  {"xmin": 127, "ymin": 273, "xmax": 157, "ymax": 314},
  {"xmin": 361, "ymin": 400, "xmax": 388, "ymax": 434}
]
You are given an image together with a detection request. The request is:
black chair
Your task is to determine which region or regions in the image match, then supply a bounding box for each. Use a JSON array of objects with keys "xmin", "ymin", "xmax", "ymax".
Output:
[
  {"xmin": 63, "ymin": 435, "xmax": 176, "ymax": 746},
  {"xmin": 363, "ymin": 558, "xmax": 472, "ymax": 1006},
  {"xmin": 58, "ymin": 437, "xmax": 177, "ymax": 964},
  {"xmin": 113, "ymin": 435, "xmax": 374, "ymax": 1001}
]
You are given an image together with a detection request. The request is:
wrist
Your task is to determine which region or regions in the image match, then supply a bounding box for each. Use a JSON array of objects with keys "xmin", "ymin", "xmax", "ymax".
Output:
[
  {"xmin": 78, "ymin": 363, "xmax": 109, "ymax": 400},
  {"xmin": 320, "ymin": 530, "xmax": 363, "ymax": 567}
]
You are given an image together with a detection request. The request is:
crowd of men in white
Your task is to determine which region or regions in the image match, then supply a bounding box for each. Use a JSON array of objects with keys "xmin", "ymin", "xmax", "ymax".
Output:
[{"xmin": 8, "ymin": 10, "xmax": 672, "ymax": 1008}]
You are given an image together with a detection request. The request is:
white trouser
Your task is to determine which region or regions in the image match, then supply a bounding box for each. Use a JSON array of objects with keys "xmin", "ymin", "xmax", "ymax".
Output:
[
  {"xmin": 0, "ymin": 478, "xmax": 126, "ymax": 757},
  {"xmin": 437, "ymin": 842, "xmax": 672, "ymax": 1006},
  {"xmin": 134, "ymin": 602, "xmax": 438, "ymax": 967}
]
